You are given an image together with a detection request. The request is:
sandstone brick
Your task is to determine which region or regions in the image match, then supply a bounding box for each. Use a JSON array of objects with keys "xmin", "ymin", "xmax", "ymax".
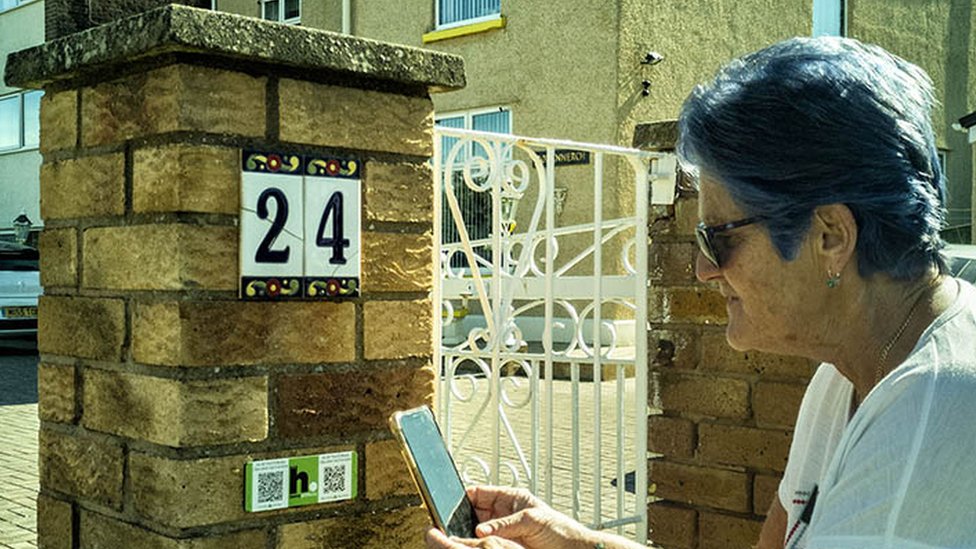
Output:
[
  {"xmin": 673, "ymin": 196, "xmax": 699, "ymax": 237},
  {"xmin": 649, "ymin": 240, "xmax": 696, "ymax": 284},
  {"xmin": 650, "ymin": 286, "xmax": 727, "ymax": 325},
  {"xmin": 753, "ymin": 474, "xmax": 781, "ymax": 516},
  {"xmin": 650, "ymin": 461, "xmax": 750, "ymax": 513},
  {"xmin": 277, "ymin": 504, "xmax": 429, "ymax": 549},
  {"xmin": 133, "ymin": 145, "xmax": 239, "ymax": 214},
  {"xmin": 129, "ymin": 452, "xmax": 245, "ymax": 528},
  {"xmin": 698, "ymin": 423, "xmax": 791, "ymax": 472},
  {"xmin": 650, "ymin": 327, "xmax": 700, "ymax": 370},
  {"xmin": 39, "ymin": 227, "xmax": 77, "ymax": 288},
  {"xmin": 362, "ymin": 232, "xmax": 433, "ymax": 294},
  {"xmin": 80, "ymin": 510, "xmax": 266, "ymax": 549},
  {"xmin": 40, "ymin": 89, "xmax": 77, "ymax": 152},
  {"xmin": 38, "ymin": 363, "xmax": 75, "ymax": 423},
  {"xmin": 83, "ymin": 225, "xmax": 237, "ymax": 291},
  {"xmin": 82, "ymin": 65, "xmax": 266, "ymax": 146},
  {"xmin": 753, "ymin": 381, "xmax": 807, "ymax": 428},
  {"xmin": 366, "ymin": 439, "xmax": 415, "ymax": 499},
  {"xmin": 647, "ymin": 502, "xmax": 696, "ymax": 549},
  {"xmin": 129, "ymin": 446, "xmax": 353, "ymax": 528},
  {"xmin": 38, "ymin": 296, "xmax": 125, "ymax": 361},
  {"xmin": 132, "ymin": 300, "xmax": 355, "ymax": 366},
  {"xmin": 37, "ymin": 493, "xmax": 72, "ymax": 549},
  {"xmin": 658, "ymin": 372, "xmax": 750, "ymax": 420},
  {"xmin": 701, "ymin": 329, "xmax": 816, "ymax": 379},
  {"xmin": 83, "ymin": 368, "xmax": 268, "ymax": 447},
  {"xmin": 39, "ymin": 428, "xmax": 123, "ymax": 509},
  {"xmin": 279, "ymin": 79, "xmax": 433, "ymax": 157},
  {"xmin": 363, "ymin": 300, "xmax": 432, "ymax": 360},
  {"xmin": 40, "ymin": 154, "xmax": 124, "ymax": 220},
  {"xmin": 364, "ymin": 161, "xmax": 434, "ymax": 224},
  {"xmin": 699, "ymin": 512, "xmax": 763, "ymax": 549},
  {"xmin": 277, "ymin": 362, "xmax": 435, "ymax": 440},
  {"xmin": 648, "ymin": 415, "xmax": 695, "ymax": 459}
]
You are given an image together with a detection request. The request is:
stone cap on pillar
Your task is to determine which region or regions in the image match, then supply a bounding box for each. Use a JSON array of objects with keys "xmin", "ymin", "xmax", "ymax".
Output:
[
  {"xmin": 4, "ymin": 4, "xmax": 465, "ymax": 94},
  {"xmin": 633, "ymin": 120, "xmax": 678, "ymax": 152}
]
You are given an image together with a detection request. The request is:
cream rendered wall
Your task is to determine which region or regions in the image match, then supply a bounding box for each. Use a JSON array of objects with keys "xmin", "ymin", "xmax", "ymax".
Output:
[
  {"xmin": 851, "ymin": 0, "xmax": 975, "ymax": 240},
  {"xmin": 357, "ymin": 0, "xmax": 626, "ymax": 273},
  {"xmin": 0, "ymin": 0, "xmax": 44, "ymax": 236}
]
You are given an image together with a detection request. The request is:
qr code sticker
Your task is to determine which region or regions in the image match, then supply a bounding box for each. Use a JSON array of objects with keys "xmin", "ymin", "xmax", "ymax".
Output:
[
  {"xmin": 258, "ymin": 471, "xmax": 285, "ymax": 504},
  {"xmin": 321, "ymin": 465, "xmax": 346, "ymax": 494},
  {"xmin": 249, "ymin": 459, "xmax": 288, "ymax": 511},
  {"xmin": 318, "ymin": 452, "xmax": 354, "ymax": 502}
]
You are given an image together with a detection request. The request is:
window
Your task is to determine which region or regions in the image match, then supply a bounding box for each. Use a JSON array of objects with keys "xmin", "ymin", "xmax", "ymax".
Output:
[
  {"xmin": 437, "ymin": 0, "xmax": 500, "ymax": 29},
  {"xmin": 813, "ymin": 0, "xmax": 845, "ymax": 37},
  {"xmin": 0, "ymin": 0, "xmax": 39, "ymax": 13},
  {"xmin": 436, "ymin": 107, "xmax": 511, "ymax": 268},
  {"xmin": 261, "ymin": 0, "xmax": 300, "ymax": 24},
  {"xmin": 0, "ymin": 90, "xmax": 42, "ymax": 153}
]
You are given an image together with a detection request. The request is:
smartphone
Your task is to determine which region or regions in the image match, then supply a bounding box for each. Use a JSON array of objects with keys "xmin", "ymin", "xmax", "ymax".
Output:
[{"xmin": 389, "ymin": 405, "xmax": 478, "ymax": 538}]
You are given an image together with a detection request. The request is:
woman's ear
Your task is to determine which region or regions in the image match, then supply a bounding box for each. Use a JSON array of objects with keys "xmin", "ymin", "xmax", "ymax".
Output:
[{"xmin": 813, "ymin": 204, "xmax": 857, "ymax": 271}]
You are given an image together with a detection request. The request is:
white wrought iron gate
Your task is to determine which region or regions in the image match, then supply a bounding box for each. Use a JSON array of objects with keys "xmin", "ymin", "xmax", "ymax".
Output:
[{"xmin": 434, "ymin": 127, "xmax": 676, "ymax": 543}]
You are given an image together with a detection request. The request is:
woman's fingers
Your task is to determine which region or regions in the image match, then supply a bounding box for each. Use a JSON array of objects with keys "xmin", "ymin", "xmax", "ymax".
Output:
[
  {"xmin": 425, "ymin": 527, "xmax": 524, "ymax": 549},
  {"xmin": 426, "ymin": 528, "xmax": 458, "ymax": 548},
  {"xmin": 475, "ymin": 509, "xmax": 542, "ymax": 540}
]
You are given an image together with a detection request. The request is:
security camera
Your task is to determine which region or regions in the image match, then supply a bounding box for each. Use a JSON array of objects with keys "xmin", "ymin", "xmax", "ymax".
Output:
[{"xmin": 641, "ymin": 51, "xmax": 664, "ymax": 66}]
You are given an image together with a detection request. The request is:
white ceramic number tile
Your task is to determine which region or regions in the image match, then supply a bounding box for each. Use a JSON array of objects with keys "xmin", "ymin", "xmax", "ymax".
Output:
[
  {"xmin": 241, "ymin": 172, "xmax": 304, "ymax": 278},
  {"xmin": 304, "ymin": 177, "xmax": 361, "ymax": 280}
]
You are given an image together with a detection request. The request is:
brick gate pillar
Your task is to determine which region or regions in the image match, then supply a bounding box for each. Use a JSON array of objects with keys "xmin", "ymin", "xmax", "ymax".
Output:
[
  {"xmin": 634, "ymin": 121, "xmax": 816, "ymax": 549},
  {"xmin": 5, "ymin": 6, "xmax": 463, "ymax": 547}
]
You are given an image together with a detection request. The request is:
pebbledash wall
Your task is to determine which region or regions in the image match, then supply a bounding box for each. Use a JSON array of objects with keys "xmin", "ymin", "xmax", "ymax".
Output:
[
  {"xmin": 4, "ymin": 5, "xmax": 463, "ymax": 547},
  {"xmin": 636, "ymin": 122, "xmax": 818, "ymax": 549}
]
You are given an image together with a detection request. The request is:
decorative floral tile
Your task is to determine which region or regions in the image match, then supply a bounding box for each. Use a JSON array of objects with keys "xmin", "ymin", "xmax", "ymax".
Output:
[{"xmin": 240, "ymin": 150, "xmax": 362, "ymax": 301}]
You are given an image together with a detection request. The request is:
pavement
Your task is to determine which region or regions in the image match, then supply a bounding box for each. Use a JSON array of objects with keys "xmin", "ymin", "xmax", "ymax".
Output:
[{"xmin": 0, "ymin": 343, "xmax": 39, "ymax": 549}]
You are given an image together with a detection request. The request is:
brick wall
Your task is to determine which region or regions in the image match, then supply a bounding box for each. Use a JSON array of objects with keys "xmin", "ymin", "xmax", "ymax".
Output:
[
  {"xmin": 635, "ymin": 121, "xmax": 817, "ymax": 549},
  {"xmin": 6, "ymin": 6, "xmax": 465, "ymax": 548}
]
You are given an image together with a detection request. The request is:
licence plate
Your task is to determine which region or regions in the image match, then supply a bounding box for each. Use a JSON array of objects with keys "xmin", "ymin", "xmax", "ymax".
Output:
[{"xmin": 1, "ymin": 306, "xmax": 37, "ymax": 319}]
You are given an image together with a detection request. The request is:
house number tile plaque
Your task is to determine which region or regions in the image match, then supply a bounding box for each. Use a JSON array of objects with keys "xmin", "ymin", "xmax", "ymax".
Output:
[{"xmin": 240, "ymin": 150, "xmax": 361, "ymax": 300}]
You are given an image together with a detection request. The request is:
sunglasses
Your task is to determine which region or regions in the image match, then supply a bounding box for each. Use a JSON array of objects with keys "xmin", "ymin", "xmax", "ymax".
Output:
[{"xmin": 695, "ymin": 216, "xmax": 764, "ymax": 268}]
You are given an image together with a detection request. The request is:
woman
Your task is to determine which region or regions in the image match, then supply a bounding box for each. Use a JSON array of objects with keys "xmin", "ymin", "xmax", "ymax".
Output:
[{"xmin": 429, "ymin": 36, "xmax": 976, "ymax": 549}]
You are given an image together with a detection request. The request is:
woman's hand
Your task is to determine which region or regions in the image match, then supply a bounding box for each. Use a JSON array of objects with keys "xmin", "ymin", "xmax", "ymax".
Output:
[
  {"xmin": 425, "ymin": 486, "xmax": 598, "ymax": 549},
  {"xmin": 426, "ymin": 527, "xmax": 525, "ymax": 548}
]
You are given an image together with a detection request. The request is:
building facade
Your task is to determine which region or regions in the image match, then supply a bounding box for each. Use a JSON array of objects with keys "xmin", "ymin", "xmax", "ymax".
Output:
[
  {"xmin": 215, "ymin": 0, "xmax": 976, "ymax": 243},
  {"xmin": 0, "ymin": 0, "xmax": 44, "ymax": 245},
  {"xmin": 3, "ymin": 0, "xmax": 974, "ymax": 242}
]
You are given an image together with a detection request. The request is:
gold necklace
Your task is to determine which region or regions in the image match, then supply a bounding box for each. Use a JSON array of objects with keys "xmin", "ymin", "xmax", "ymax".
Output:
[{"xmin": 875, "ymin": 279, "xmax": 940, "ymax": 384}]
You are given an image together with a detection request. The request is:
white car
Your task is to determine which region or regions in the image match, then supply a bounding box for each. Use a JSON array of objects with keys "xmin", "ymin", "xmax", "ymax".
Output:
[
  {"xmin": 945, "ymin": 244, "xmax": 976, "ymax": 284},
  {"xmin": 0, "ymin": 242, "xmax": 41, "ymax": 339}
]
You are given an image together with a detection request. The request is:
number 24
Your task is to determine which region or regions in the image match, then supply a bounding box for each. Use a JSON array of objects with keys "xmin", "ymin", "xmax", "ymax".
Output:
[{"xmin": 255, "ymin": 188, "xmax": 349, "ymax": 265}]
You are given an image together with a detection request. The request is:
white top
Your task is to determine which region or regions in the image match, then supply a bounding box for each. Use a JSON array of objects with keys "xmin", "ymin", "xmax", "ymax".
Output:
[{"xmin": 778, "ymin": 278, "xmax": 976, "ymax": 549}]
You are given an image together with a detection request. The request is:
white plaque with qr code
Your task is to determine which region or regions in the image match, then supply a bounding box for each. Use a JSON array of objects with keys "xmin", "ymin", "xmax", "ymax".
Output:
[{"xmin": 245, "ymin": 452, "xmax": 358, "ymax": 512}]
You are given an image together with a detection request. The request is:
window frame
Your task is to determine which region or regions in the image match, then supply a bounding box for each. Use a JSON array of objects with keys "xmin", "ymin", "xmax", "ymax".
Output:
[
  {"xmin": 260, "ymin": 0, "xmax": 300, "ymax": 25},
  {"xmin": 434, "ymin": 0, "xmax": 502, "ymax": 31},
  {"xmin": 435, "ymin": 105, "xmax": 513, "ymax": 161},
  {"xmin": 812, "ymin": 0, "xmax": 847, "ymax": 37},
  {"xmin": 0, "ymin": 90, "xmax": 42, "ymax": 154}
]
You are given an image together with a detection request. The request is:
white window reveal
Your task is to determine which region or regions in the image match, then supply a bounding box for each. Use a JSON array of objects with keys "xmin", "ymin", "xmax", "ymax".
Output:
[
  {"xmin": 0, "ymin": 90, "xmax": 42, "ymax": 153},
  {"xmin": 262, "ymin": 0, "xmax": 300, "ymax": 24},
  {"xmin": 437, "ymin": 0, "xmax": 500, "ymax": 29},
  {"xmin": 435, "ymin": 107, "xmax": 511, "ymax": 269},
  {"xmin": 813, "ymin": 0, "xmax": 845, "ymax": 37}
]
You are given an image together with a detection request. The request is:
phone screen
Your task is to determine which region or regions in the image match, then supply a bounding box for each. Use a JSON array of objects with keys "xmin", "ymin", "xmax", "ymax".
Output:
[{"xmin": 397, "ymin": 407, "xmax": 477, "ymax": 537}]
